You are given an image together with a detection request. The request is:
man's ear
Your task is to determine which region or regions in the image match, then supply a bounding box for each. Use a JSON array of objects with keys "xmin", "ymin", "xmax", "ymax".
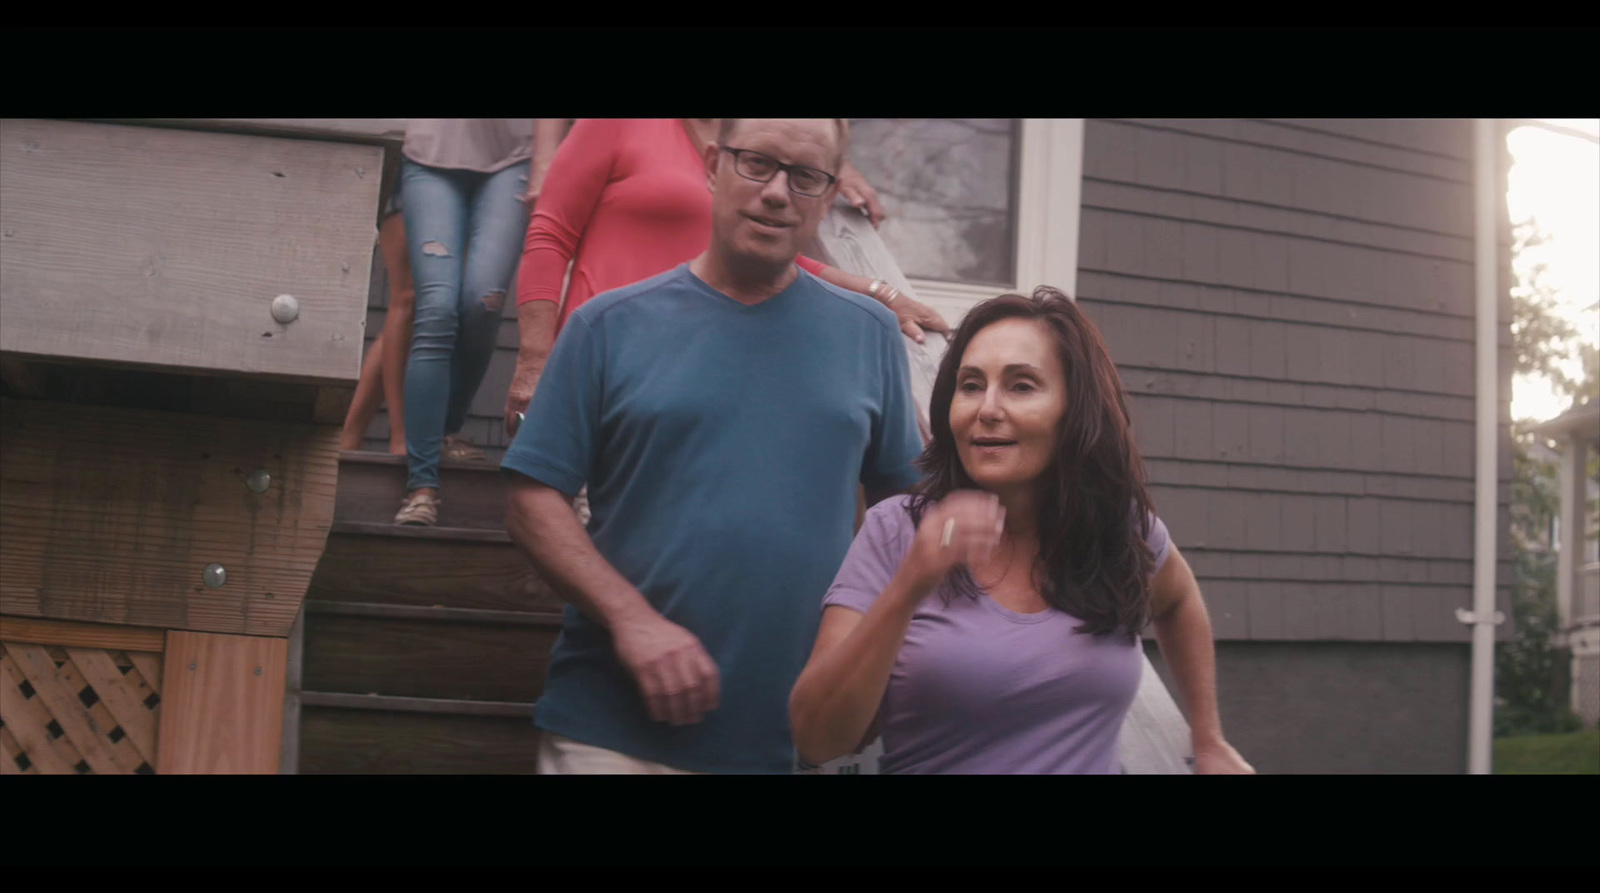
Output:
[{"xmin": 703, "ymin": 142, "xmax": 721, "ymax": 193}]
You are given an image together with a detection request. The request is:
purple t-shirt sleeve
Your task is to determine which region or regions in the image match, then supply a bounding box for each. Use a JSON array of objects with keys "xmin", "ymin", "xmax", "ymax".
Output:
[
  {"xmin": 1146, "ymin": 512, "xmax": 1172, "ymax": 576},
  {"xmin": 822, "ymin": 497, "xmax": 912, "ymax": 616},
  {"xmin": 821, "ymin": 498, "xmax": 1174, "ymax": 615}
]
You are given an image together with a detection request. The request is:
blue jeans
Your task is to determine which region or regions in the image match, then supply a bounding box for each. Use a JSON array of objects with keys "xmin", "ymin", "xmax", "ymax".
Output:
[{"xmin": 400, "ymin": 158, "xmax": 530, "ymax": 491}]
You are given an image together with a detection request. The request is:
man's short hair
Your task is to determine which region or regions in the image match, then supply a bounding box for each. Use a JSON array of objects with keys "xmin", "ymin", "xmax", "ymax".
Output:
[{"xmin": 717, "ymin": 118, "xmax": 850, "ymax": 172}]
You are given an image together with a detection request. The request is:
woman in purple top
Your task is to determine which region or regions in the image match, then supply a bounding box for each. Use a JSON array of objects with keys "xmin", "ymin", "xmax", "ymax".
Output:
[{"xmin": 790, "ymin": 287, "xmax": 1254, "ymax": 774}]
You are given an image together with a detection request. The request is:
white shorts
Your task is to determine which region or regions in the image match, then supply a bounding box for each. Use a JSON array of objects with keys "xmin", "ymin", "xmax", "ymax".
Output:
[{"xmin": 537, "ymin": 732, "xmax": 701, "ymax": 775}]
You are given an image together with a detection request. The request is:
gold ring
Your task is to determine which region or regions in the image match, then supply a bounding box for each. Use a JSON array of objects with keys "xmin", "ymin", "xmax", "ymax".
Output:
[{"xmin": 941, "ymin": 518, "xmax": 955, "ymax": 549}]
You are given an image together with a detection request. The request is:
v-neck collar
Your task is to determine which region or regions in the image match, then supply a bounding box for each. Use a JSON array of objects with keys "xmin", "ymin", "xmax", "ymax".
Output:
[{"xmin": 679, "ymin": 263, "xmax": 808, "ymax": 314}]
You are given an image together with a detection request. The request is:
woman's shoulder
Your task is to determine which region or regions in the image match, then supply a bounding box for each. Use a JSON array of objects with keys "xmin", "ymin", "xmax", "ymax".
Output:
[
  {"xmin": 1135, "ymin": 506, "xmax": 1173, "ymax": 572},
  {"xmin": 863, "ymin": 493, "xmax": 919, "ymax": 540}
]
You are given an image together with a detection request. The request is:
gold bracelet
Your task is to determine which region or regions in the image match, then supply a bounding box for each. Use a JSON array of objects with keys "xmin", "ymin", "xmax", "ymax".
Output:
[
  {"xmin": 883, "ymin": 287, "xmax": 899, "ymax": 305},
  {"xmin": 867, "ymin": 279, "xmax": 886, "ymax": 299}
]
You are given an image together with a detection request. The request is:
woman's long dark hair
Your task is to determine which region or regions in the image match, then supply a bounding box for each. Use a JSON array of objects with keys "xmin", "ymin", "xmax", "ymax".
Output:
[{"xmin": 906, "ymin": 286, "xmax": 1156, "ymax": 640}]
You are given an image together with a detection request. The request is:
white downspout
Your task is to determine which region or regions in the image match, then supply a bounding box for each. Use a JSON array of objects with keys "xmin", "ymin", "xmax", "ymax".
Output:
[{"xmin": 1465, "ymin": 118, "xmax": 1503, "ymax": 775}]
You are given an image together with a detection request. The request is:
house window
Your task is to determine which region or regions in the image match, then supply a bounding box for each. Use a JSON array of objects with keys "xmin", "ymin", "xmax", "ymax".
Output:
[
  {"xmin": 847, "ymin": 119, "xmax": 1020, "ymax": 287},
  {"xmin": 844, "ymin": 119, "xmax": 1086, "ymax": 325}
]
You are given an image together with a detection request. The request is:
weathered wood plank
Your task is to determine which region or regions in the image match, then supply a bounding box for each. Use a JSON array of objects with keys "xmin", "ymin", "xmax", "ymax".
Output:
[
  {"xmin": 0, "ymin": 616, "xmax": 165, "ymax": 653},
  {"xmin": 299, "ymin": 691, "xmax": 535, "ymax": 718},
  {"xmin": 127, "ymin": 652, "xmax": 163, "ymax": 696},
  {"xmin": 302, "ymin": 615, "xmax": 557, "ymax": 704},
  {"xmin": 0, "ymin": 354, "xmax": 349, "ymax": 428},
  {"xmin": 298, "ymin": 706, "xmax": 542, "ymax": 775},
  {"xmin": 0, "ymin": 650, "xmax": 79, "ymax": 773},
  {"xmin": 280, "ymin": 607, "xmax": 304, "ymax": 775},
  {"xmin": 306, "ymin": 600, "xmax": 562, "ymax": 626},
  {"xmin": 0, "ymin": 355, "xmax": 45, "ymax": 398},
  {"xmin": 307, "ymin": 533, "xmax": 561, "ymax": 613},
  {"xmin": 334, "ymin": 451, "xmax": 510, "ymax": 530},
  {"xmin": 79, "ymin": 679, "xmax": 151, "ymax": 773},
  {"xmin": 330, "ymin": 521, "xmax": 511, "ymax": 544},
  {"xmin": 0, "ymin": 398, "xmax": 338, "ymax": 637},
  {"xmin": 0, "ymin": 119, "xmax": 380, "ymax": 384},
  {"xmin": 65, "ymin": 647, "xmax": 159, "ymax": 765},
  {"xmin": 6, "ymin": 643, "xmax": 122, "ymax": 774},
  {"xmin": 156, "ymin": 631, "xmax": 287, "ymax": 774},
  {"xmin": 17, "ymin": 643, "xmax": 146, "ymax": 772},
  {"xmin": 312, "ymin": 386, "xmax": 355, "ymax": 426},
  {"xmin": 0, "ymin": 725, "xmax": 33, "ymax": 774}
]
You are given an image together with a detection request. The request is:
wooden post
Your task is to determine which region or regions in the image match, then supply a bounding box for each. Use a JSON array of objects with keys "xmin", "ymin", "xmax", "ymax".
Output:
[
  {"xmin": 156, "ymin": 631, "xmax": 288, "ymax": 774},
  {"xmin": 280, "ymin": 608, "xmax": 305, "ymax": 775}
]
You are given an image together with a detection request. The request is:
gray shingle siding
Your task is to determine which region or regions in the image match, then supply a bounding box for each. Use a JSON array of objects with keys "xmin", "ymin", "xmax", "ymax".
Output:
[{"xmin": 1083, "ymin": 118, "xmax": 1511, "ymax": 645}]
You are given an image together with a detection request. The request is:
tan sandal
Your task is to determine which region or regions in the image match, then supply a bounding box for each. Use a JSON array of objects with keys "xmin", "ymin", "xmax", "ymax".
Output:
[
  {"xmin": 442, "ymin": 434, "xmax": 486, "ymax": 462},
  {"xmin": 395, "ymin": 490, "xmax": 441, "ymax": 526}
]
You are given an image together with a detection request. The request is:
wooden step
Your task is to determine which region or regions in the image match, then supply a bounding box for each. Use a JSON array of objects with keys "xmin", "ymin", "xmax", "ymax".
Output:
[
  {"xmin": 308, "ymin": 522, "xmax": 563, "ymax": 614},
  {"xmin": 305, "ymin": 600, "xmax": 561, "ymax": 626},
  {"xmin": 294, "ymin": 602, "xmax": 557, "ymax": 774},
  {"xmin": 331, "ymin": 520, "xmax": 510, "ymax": 543},
  {"xmin": 296, "ymin": 453, "xmax": 571, "ymax": 774},
  {"xmin": 301, "ymin": 610, "xmax": 559, "ymax": 704},
  {"xmin": 298, "ymin": 705, "xmax": 541, "ymax": 774},
  {"xmin": 335, "ymin": 450, "xmax": 511, "ymax": 530},
  {"xmin": 300, "ymin": 690, "xmax": 534, "ymax": 717}
]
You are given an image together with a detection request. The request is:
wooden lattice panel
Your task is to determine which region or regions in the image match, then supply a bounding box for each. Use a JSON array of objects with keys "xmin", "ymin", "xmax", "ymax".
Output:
[{"xmin": 0, "ymin": 640, "xmax": 162, "ymax": 774}]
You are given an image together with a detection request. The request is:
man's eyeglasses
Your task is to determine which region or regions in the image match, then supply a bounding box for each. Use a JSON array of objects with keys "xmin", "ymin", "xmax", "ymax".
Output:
[{"xmin": 719, "ymin": 146, "xmax": 837, "ymax": 197}]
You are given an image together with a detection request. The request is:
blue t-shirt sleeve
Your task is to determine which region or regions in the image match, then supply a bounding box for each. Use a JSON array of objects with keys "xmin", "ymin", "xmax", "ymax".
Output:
[
  {"xmin": 860, "ymin": 327, "xmax": 924, "ymax": 493},
  {"xmin": 500, "ymin": 311, "xmax": 601, "ymax": 497}
]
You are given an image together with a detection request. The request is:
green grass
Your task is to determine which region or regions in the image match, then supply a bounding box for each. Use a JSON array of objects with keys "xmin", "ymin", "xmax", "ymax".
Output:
[{"xmin": 1494, "ymin": 729, "xmax": 1600, "ymax": 774}]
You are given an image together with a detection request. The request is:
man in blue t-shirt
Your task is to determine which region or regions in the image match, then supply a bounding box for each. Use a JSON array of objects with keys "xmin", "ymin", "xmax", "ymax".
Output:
[{"xmin": 502, "ymin": 119, "xmax": 923, "ymax": 774}]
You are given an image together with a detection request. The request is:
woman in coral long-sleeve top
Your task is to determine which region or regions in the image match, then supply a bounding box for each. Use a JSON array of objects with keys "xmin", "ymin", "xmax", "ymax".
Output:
[{"xmin": 502, "ymin": 118, "xmax": 949, "ymax": 436}]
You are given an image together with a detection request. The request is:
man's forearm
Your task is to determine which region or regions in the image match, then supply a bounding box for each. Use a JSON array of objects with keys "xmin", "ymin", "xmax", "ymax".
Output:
[{"xmin": 507, "ymin": 478, "xmax": 658, "ymax": 632}]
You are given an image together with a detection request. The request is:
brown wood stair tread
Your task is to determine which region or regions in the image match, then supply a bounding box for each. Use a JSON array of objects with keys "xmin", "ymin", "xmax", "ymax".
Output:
[
  {"xmin": 338, "ymin": 449, "xmax": 506, "ymax": 474},
  {"xmin": 329, "ymin": 521, "xmax": 511, "ymax": 543},
  {"xmin": 298, "ymin": 691, "xmax": 534, "ymax": 719},
  {"xmin": 304, "ymin": 599, "xmax": 561, "ymax": 626}
]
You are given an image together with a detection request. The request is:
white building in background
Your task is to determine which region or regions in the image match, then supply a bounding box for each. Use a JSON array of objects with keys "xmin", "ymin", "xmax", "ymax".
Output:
[{"xmin": 1531, "ymin": 402, "xmax": 1600, "ymax": 727}]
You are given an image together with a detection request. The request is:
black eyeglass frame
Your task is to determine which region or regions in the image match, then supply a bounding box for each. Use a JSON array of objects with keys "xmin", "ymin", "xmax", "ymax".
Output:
[{"xmin": 718, "ymin": 145, "xmax": 838, "ymax": 197}]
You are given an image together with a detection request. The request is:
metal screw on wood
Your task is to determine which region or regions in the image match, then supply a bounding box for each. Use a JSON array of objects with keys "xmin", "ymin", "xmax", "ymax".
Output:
[
  {"xmin": 246, "ymin": 470, "xmax": 272, "ymax": 494},
  {"xmin": 188, "ymin": 662, "xmax": 197, "ymax": 671},
  {"xmin": 270, "ymin": 294, "xmax": 300, "ymax": 324},
  {"xmin": 254, "ymin": 667, "xmax": 262, "ymax": 677},
  {"xmin": 203, "ymin": 564, "xmax": 227, "ymax": 588}
]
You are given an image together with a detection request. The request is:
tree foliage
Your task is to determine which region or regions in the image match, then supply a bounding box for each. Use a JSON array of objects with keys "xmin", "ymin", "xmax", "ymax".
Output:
[{"xmin": 1499, "ymin": 216, "xmax": 1595, "ymax": 737}]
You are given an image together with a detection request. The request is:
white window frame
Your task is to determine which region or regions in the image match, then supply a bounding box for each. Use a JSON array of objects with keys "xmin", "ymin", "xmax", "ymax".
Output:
[{"xmin": 903, "ymin": 119, "xmax": 1086, "ymax": 326}]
